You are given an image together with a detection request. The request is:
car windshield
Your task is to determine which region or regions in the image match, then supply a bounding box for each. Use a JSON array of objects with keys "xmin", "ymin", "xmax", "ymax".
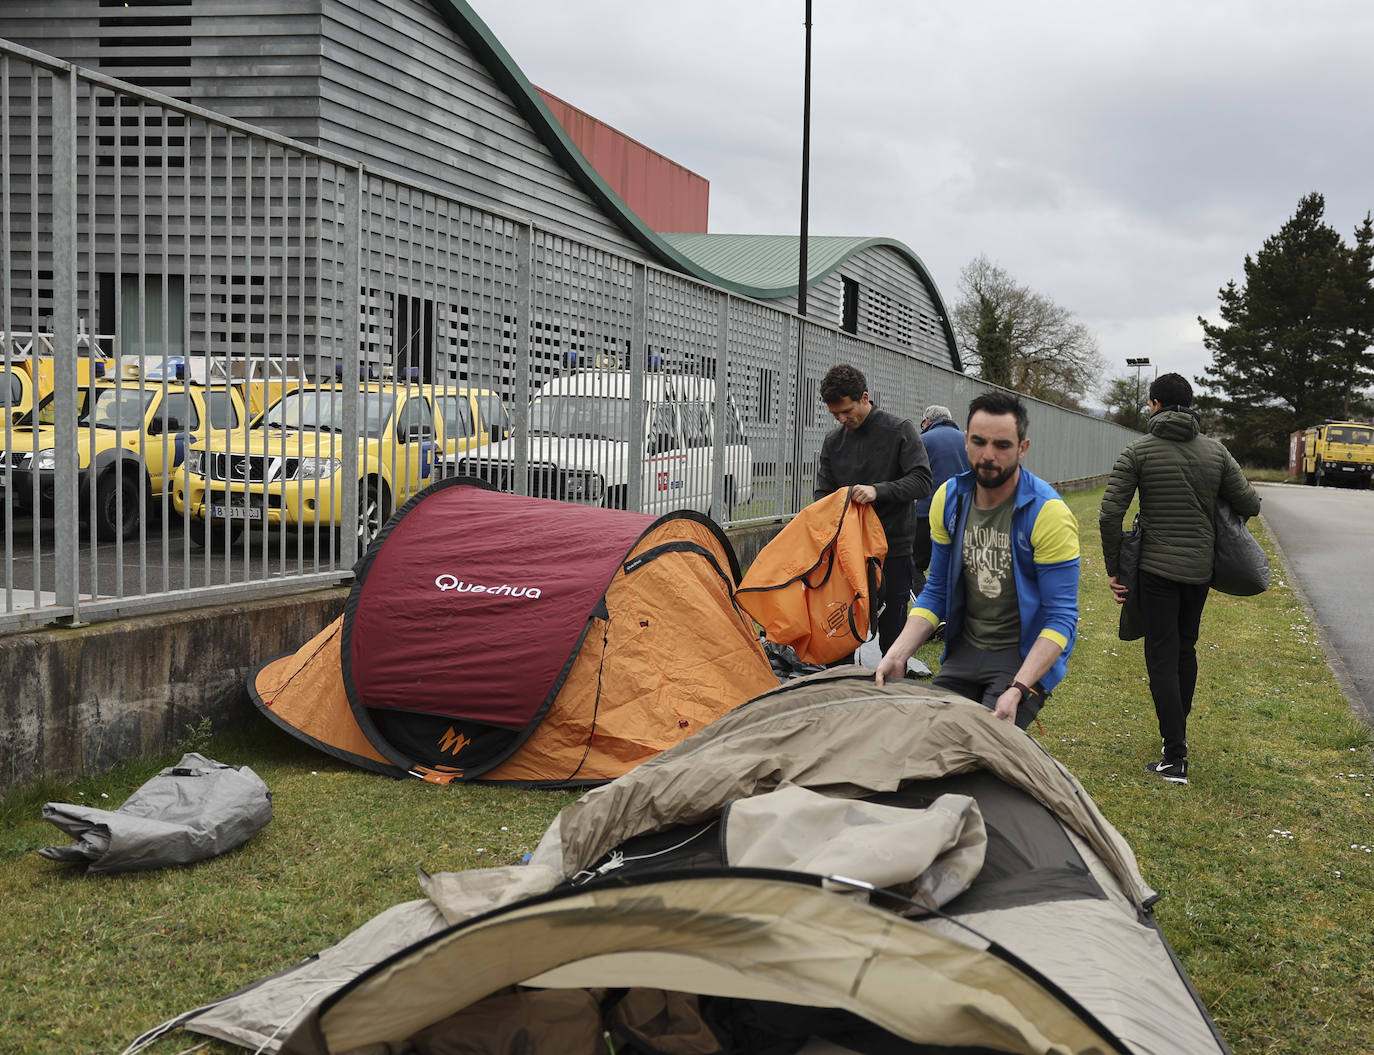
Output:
[
  {"xmin": 261, "ymin": 389, "xmax": 396, "ymax": 437},
  {"xmin": 78, "ymin": 387, "xmax": 156, "ymax": 429},
  {"xmin": 528, "ymin": 394, "xmax": 633, "ymax": 442},
  {"xmin": 1327, "ymin": 426, "xmax": 1374, "ymax": 444},
  {"xmin": 10, "ymin": 388, "xmax": 93, "ymax": 428}
]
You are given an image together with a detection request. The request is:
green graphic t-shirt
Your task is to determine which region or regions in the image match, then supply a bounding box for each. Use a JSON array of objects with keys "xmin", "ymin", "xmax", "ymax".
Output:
[{"xmin": 961, "ymin": 495, "xmax": 1020, "ymax": 650}]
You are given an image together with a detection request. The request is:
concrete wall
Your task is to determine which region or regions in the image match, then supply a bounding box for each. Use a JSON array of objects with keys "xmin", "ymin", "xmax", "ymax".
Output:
[{"xmin": 1, "ymin": 588, "xmax": 348, "ymax": 793}]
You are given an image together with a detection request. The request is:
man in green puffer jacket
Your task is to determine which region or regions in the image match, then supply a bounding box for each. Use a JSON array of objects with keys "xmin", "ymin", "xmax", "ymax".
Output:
[{"xmin": 1099, "ymin": 373, "xmax": 1260, "ymax": 786}]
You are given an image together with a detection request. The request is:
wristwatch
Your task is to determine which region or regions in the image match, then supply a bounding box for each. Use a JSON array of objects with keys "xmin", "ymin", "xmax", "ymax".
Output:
[{"xmin": 1010, "ymin": 679, "xmax": 1038, "ymax": 704}]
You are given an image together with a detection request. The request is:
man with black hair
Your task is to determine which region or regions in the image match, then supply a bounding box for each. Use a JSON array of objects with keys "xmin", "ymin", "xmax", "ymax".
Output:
[
  {"xmin": 815, "ymin": 364, "xmax": 932, "ymax": 654},
  {"xmin": 876, "ymin": 392, "xmax": 1080, "ymax": 730},
  {"xmin": 1099, "ymin": 372, "xmax": 1260, "ymax": 785}
]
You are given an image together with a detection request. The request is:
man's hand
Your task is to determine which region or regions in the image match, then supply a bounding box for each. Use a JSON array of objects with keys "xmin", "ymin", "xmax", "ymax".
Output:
[
  {"xmin": 993, "ymin": 686, "xmax": 1021, "ymax": 723},
  {"xmin": 850, "ymin": 484, "xmax": 878, "ymax": 505},
  {"xmin": 874, "ymin": 649, "xmax": 909, "ymax": 686},
  {"xmin": 1108, "ymin": 574, "xmax": 1128, "ymax": 605},
  {"xmin": 875, "ymin": 616, "xmax": 936, "ymax": 686}
]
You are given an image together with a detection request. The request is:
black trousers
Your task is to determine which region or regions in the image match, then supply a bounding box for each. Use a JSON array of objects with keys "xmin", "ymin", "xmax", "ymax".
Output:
[
  {"xmin": 1139, "ymin": 569, "xmax": 1211, "ymax": 762},
  {"xmin": 910, "ymin": 515, "xmax": 931, "ymax": 596},
  {"xmin": 877, "ymin": 554, "xmax": 915, "ymax": 656},
  {"xmin": 913, "ymin": 515, "xmax": 933, "ymax": 570}
]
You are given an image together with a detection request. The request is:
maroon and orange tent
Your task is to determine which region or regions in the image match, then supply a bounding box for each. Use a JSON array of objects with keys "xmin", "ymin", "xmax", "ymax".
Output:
[{"xmin": 251, "ymin": 479, "xmax": 776, "ymax": 786}]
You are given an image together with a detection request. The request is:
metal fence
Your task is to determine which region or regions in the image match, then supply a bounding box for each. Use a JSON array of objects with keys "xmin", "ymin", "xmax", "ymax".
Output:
[{"xmin": 0, "ymin": 39, "xmax": 1138, "ymax": 633}]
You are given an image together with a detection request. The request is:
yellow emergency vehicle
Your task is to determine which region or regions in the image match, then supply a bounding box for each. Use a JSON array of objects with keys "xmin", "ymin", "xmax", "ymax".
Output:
[
  {"xmin": 0, "ymin": 360, "xmax": 247, "ymax": 539},
  {"xmin": 1294, "ymin": 420, "xmax": 1374, "ymax": 488},
  {"xmin": 176, "ymin": 379, "xmax": 509, "ymax": 550}
]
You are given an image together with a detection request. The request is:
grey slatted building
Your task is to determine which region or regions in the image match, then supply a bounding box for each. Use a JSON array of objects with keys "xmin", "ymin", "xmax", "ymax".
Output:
[{"xmin": 0, "ymin": 0, "xmax": 963, "ymax": 384}]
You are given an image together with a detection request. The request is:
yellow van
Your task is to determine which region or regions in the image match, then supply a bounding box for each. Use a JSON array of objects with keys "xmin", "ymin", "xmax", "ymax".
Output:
[{"xmin": 2, "ymin": 365, "xmax": 38, "ymax": 425}]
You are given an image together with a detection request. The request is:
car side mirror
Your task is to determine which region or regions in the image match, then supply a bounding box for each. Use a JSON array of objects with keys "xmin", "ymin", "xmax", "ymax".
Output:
[
  {"xmin": 150, "ymin": 415, "xmax": 183, "ymax": 436},
  {"xmin": 489, "ymin": 424, "xmax": 504, "ymax": 443},
  {"xmin": 400, "ymin": 422, "xmax": 433, "ymax": 443}
]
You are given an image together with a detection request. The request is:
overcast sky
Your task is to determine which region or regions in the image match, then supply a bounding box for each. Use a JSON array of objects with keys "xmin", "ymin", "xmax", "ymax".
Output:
[{"xmin": 477, "ymin": 0, "xmax": 1374, "ymax": 401}]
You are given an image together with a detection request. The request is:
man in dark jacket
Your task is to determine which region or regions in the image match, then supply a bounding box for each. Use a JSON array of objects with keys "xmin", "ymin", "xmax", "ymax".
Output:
[
  {"xmin": 815, "ymin": 364, "xmax": 932, "ymax": 654},
  {"xmin": 913, "ymin": 405, "xmax": 971, "ymax": 591},
  {"xmin": 1099, "ymin": 372, "xmax": 1261, "ymax": 785}
]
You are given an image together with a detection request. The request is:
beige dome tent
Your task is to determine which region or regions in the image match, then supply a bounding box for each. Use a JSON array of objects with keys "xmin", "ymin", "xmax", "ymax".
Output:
[{"xmin": 142, "ymin": 673, "xmax": 1230, "ymax": 1055}]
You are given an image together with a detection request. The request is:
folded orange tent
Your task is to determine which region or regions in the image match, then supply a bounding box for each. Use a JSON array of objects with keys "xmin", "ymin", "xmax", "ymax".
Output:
[{"xmin": 735, "ymin": 486, "xmax": 888, "ymax": 664}]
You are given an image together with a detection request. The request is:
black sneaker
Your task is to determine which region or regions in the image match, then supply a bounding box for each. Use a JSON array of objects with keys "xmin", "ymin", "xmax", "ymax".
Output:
[{"xmin": 1145, "ymin": 758, "xmax": 1189, "ymax": 785}]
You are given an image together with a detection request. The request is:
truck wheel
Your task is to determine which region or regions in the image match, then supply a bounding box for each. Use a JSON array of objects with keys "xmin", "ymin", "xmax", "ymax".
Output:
[
  {"xmin": 1315, "ymin": 460, "xmax": 1326, "ymax": 486},
  {"xmin": 95, "ymin": 469, "xmax": 144, "ymax": 541},
  {"xmin": 337, "ymin": 478, "xmax": 390, "ymax": 557},
  {"xmin": 1304, "ymin": 468, "xmax": 1316, "ymax": 485}
]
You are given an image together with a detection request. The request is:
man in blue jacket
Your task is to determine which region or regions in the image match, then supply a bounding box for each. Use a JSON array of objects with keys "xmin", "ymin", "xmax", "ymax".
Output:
[
  {"xmin": 913, "ymin": 404, "xmax": 971, "ymax": 592},
  {"xmin": 875, "ymin": 392, "xmax": 1080, "ymax": 730}
]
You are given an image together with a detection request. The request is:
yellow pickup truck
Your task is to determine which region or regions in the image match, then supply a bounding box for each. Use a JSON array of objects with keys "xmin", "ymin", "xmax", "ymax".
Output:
[
  {"xmin": 176, "ymin": 380, "xmax": 510, "ymax": 550},
  {"xmin": 1, "ymin": 365, "xmax": 247, "ymax": 539}
]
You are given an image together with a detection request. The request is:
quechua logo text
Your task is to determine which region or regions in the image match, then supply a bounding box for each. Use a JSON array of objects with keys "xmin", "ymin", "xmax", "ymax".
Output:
[{"xmin": 434, "ymin": 574, "xmax": 543, "ymax": 598}]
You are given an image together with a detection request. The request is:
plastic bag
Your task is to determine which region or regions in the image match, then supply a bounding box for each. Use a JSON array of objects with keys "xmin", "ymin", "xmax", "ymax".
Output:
[{"xmin": 1211, "ymin": 498, "xmax": 1269, "ymax": 596}]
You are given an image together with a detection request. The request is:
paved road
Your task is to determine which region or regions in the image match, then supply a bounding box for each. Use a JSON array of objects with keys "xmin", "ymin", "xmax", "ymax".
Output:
[{"xmin": 1257, "ymin": 480, "xmax": 1374, "ymax": 727}]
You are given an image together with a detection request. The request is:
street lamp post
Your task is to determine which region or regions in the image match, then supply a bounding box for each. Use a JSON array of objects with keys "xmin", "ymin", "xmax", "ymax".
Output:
[
  {"xmin": 789, "ymin": 1, "xmax": 814, "ymax": 515},
  {"xmin": 1126, "ymin": 357, "xmax": 1151, "ymax": 429},
  {"xmin": 796, "ymin": 0, "xmax": 812, "ymax": 317}
]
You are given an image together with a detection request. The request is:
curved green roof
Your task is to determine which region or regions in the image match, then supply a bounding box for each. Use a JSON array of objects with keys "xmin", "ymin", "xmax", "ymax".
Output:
[{"xmin": 428, "ymin": 1, "xmax": 960, "ymax": 369}]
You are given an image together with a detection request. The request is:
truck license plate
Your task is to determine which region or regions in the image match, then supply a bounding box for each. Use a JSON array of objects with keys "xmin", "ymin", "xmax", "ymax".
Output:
[{"xmin": 212, "ymin": 504, "xmax": 263, "ymax": 521}]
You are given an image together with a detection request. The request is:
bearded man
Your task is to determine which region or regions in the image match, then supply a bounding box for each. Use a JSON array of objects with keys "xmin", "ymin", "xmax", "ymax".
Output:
[{"xmin": 876, "ymin": 391, "xmax": 1080, "ymax": 730}]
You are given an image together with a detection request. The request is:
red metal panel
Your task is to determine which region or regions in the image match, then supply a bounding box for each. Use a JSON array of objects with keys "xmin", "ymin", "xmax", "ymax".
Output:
[
  {"xmin": 1288, "ymin": 429, "xmax": 1307, "ymax": 477},
  {"xmin": 538, "ymin": 88, "xmax": 709, "ymax": 234}
]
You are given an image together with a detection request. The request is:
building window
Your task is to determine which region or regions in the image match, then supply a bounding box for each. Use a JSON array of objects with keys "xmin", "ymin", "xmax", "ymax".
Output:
[
  {"xmin": 100, "ymin": 272, "xmax": 186, "ymax": 359},
  {"xmin": 393, "ymin": 293, "xmax": 435, "ymax": 382},
  {"xmin": 841, "ymin": 276, "xmax": 859, "ymax": 334}
]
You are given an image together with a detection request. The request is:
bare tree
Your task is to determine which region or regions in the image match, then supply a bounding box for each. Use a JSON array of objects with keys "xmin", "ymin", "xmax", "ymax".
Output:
[{"xmin": 952, "ymin": 254, "xmax": 1105, "ymax": 409}]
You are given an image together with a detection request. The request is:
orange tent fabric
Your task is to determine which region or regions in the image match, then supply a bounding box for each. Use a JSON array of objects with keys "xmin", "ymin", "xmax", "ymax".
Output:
[
  {"xmin": 735, "ymin": 486, "xmax": 888, "ymax": 664},
  {"xmin": 479, "ymin": 515, "xmax": 777, "ymax": 783},
  {"xmin": 253, "ymin": 619, "xmax": 395, "ymax": 775}
]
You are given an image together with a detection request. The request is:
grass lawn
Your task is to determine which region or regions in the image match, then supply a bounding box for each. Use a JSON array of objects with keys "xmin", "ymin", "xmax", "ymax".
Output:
[{"xmin": 1, "ymin": 486, "xmax": 1371, "ymax": 1054}]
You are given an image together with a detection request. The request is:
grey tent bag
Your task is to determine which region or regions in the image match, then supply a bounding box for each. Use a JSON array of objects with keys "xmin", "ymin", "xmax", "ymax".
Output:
[
  {"xmin": 1211, "ymin": 498, "xmax": 1269, "ymax": 596},
  {"xmin": 1117, "ymin": 515, "xmax": 1145, "ymax": 642},
  {"xmin": 38, "ymin": 753, "xmax": 271, "ymax": 874}
]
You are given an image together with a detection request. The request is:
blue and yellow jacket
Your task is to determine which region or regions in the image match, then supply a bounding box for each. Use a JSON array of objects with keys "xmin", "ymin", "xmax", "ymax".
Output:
[{"xmin": 910, "ymin": 467, "xmax": 1080, "ymax": 692}]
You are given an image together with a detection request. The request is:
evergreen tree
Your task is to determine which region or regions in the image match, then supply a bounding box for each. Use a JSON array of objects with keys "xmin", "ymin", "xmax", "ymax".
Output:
[
  {"xmin": 1197, "ymin": 193, "xmax": 1374, "ymax": 465},
  {"xmin": 1101, "ymin": 375, "xmax": 1147, "ymax": 430},
  {"xmin": 972, "ymin": 293, "xmax": 1014, "ymax": 388}
]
